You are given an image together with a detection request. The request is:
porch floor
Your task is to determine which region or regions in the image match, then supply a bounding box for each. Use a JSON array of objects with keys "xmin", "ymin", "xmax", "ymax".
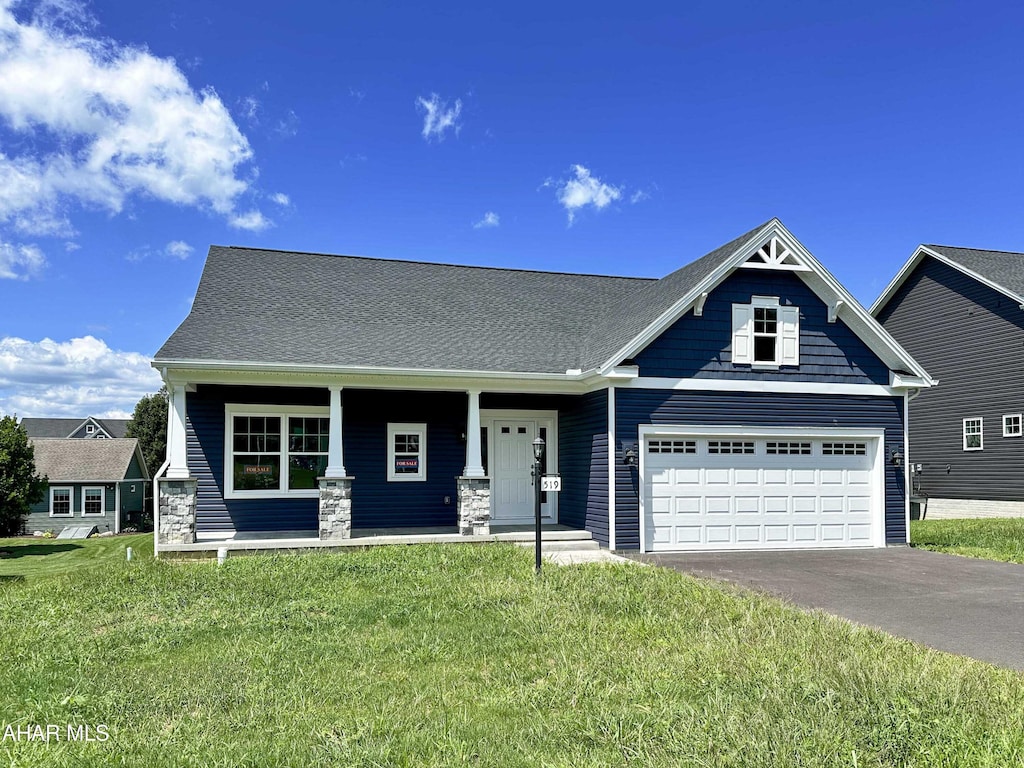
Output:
[{"xmin": 161, "ymin": 524, "xmax": 592, "ymax": 554}]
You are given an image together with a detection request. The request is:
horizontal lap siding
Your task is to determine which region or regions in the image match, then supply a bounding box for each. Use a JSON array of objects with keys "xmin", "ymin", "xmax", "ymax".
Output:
[
  {"xmin": 188, "ymin": 385, "xmax": 326, "ymax": 533},
  {"xmin": 614, "ymin": 389, "xmax": 907, "ymax": 550},
  {"xmin": 23, "ymin": 484, "xmax": 115, "ymax": 533},
  {"xmin": 634, "ymin": 271, "xmax": 890, "ymax": 384},
  {"xmin": 344, "ymin": 390, "xmax": 463, "ymax": 529},
  {"xmin": 877, "ymin": 258, "xmax": 1024, "ymax": 501},
  {"xmin": 557, "ymin": 390, "xmax": 609, "ymax": 546}
]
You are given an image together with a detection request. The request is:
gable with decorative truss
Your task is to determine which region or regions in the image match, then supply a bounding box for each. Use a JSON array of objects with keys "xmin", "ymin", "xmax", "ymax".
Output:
[{"xmin": 740, "ymin": 235, "xmax": 811, "ymax": 272}]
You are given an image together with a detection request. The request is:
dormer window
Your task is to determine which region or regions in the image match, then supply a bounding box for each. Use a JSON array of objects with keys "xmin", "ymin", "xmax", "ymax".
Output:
[
  {"xmin": 732, "ymin": 296, "xmax": 799, "ymax": 368},
  {"xmin": 86, "ymin": 424, "xmax": 95, "ymax": 434}
]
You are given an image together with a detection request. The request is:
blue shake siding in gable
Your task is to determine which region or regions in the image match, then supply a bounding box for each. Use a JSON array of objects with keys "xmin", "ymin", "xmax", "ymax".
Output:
[
  {"xmin": 613, "ymin": 389, "xmax": 907, "ymax": 550},
  {"xmin": 633, "ymin": 271, "xmax": 890, "ymax": 384}
]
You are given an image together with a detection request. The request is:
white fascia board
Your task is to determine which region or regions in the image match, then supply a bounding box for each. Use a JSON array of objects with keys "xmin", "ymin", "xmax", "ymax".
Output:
[
  {"xmin": 623, "ymin": 376, "xmax": 903, "ymax": 398},
  {"xmin": 155, "ymin": 359, "xmax": 607, "ymax": 394},
  {"xmin": 605, "ymin": 366, "xmax": 639, "ymax": 379},
  {"xmin": 597, "ymin": 220, "xmax": 781, "ymax": 374},
  {"xmin": 871, "ymin": 245, "xmax": 1024, "ymax": 315},
  {"xmin": 890, "ymin": 373, "xmax": 934, "ymax": 390},
  {"xmin": 638, "ymin": 424, "xmax": 885, "ymax": 440}
]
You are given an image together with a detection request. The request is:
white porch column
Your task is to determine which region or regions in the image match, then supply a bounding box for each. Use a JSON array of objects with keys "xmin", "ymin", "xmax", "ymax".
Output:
[
  {"xmin": 324, "ymin": 386, "xmax": 347, "ymax": 478},
  {"xmin": 166, "ymin": 383, "xmax": 190, "ymax": 479},
  {"xmin": 462, "ymin": 389, "xmax": 485, "ymax": 478}
]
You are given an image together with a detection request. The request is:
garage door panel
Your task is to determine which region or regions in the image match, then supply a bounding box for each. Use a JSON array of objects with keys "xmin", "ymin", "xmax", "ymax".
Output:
[{"xmin": 645, "ymin": 433, "xmax": 879, "ymax": 552}]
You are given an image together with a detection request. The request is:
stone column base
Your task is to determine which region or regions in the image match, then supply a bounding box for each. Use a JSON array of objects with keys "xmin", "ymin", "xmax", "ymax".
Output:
[
  {"xmin": 456, "ymin": 477, "xmax": 490, "ymax": 536},
  {"xmin": 319, "ymin": 477, "xmax": 353, "ymax": 540},
  {"xmin": 158, "ymin": 478, "xmax": 197, "ymax": 545}
]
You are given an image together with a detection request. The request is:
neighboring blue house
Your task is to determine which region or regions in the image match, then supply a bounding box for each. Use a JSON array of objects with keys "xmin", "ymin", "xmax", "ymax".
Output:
[
  {"xmin": 152, "ymin": 219, "xmax": 933, "ymax": 555},
  {"xmin": 21, "ymin": 416, "xmax": 130, "ymax": 440},
  {"xmin": 873, "ymin": 244, "xmax": 1024, "ymax": 519}
]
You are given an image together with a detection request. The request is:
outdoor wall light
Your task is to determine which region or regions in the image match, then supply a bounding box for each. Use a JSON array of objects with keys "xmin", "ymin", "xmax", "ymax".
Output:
[
  {"xmin": 532, "ymin": 436, "xmax": 545, "ymax": 462},
  {"xmin": 624, "ymin": 446, "xmax": 637, "ymax": 466},
  {"xmin": 890, "ymin": 448, "xmax": 903, "ymax": 466}
]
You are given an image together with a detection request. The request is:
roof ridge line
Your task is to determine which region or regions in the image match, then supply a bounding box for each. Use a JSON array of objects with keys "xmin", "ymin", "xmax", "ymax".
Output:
[
  {"xmin": 926, "ymin": 244, "xmax": 1024, "ymax": 257},
  {"xmin": 219, "ymin": 245, "xmax": 657, "ymax": 282}
]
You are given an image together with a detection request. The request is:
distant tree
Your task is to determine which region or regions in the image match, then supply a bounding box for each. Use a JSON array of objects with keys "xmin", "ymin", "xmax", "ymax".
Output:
[
  {"xmin": 0, "ymin": 415, "xmax": 46, "ymax": 536},
  {"xmin": 126, "ymin": 387, "xmax": 168, "ymax": 477}
]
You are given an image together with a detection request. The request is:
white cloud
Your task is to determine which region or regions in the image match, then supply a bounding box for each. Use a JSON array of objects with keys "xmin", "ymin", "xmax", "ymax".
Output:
[
  {"xmin": 473, "ymin": 211, "xmax": 499, "ymax": 229},
  {"xmin": 0, "ymin": 335, "xmax": 163, "ymax": 418},
  {"xmin": 630, "ymin": 189, "xmax": 650, "ymax": 204},
  {"xmin": 165, "ymin": 240, "xmax": 193, "ymax": 259},
  {"xmin": 547, "ymin": 165, "xmax": 623, "ymax": 225},
  {"xmin": 270, "ymin": 192, "xmax": 290, "ymax": 206},
  {"xmin": 0, "ymin": 238, "xmax": 45, "ymax": 279},
  {"xmin": 229, "ymin": 210, "xmax": 271, "ymax": 231},
  {"xmin": 274, "ymin": 109, "xmax": 299, "ymax": 138},
  {"xmin": 0, "ymin": 1, "xmax": 265, "ymax": 234},
  {"xmin": 416, "ymin": 93, "xmax": 462, "ymax": 141}
]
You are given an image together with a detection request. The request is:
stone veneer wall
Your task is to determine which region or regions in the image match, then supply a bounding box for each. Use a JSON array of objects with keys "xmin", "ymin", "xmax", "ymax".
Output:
[
  {"xmin": 158, "ymin": 479, "xmax": 197, "ymax": 545},
  {"xmin": 456, "ymin": 477, "xmax": 490, "ymax": 536},
  {"xmin": 925, "ymin": 498, "xmax": 1024, "ymax": 520},
  {"xmin": 319, "ymin": 477, "xmax": 353, "ymax": 540}
]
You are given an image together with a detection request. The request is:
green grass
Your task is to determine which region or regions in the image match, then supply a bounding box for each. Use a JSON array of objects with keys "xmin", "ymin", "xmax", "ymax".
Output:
[
  {"xmin": 0, "ymin": 534, "xmax": 152, "ymax": 583},
  {"xmin": 911, "ymin": 517, "xmax": 1024, "ymax": 564},
  {"xmin": 1, "ymin": 545, "xmax": 1022, "ymax": 767}
]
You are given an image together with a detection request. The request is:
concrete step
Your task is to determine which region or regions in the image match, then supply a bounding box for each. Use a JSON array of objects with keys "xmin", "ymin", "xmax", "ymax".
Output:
[
  {"xmin": 492, "ymin": 529, "xmax": 594, "ymax": 543},
  {"xmin": 514, "ymin": 539, "xmax": 601, "ymax": 552}
]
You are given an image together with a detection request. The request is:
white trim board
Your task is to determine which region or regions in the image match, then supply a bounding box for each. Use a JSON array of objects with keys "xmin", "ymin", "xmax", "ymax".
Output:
[
  {"xmin": 607, "ymin": 385, "xmax": 616, "ymax": 550},
  {"xmin": 618, "ymin": 377, "xmax": 905, "ymax": 397}
]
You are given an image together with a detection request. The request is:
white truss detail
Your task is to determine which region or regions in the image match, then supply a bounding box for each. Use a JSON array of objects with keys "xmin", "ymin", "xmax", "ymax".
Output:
[{"xmin": 741, "ymin": 235, "xmax": 809, "ymax": 271}]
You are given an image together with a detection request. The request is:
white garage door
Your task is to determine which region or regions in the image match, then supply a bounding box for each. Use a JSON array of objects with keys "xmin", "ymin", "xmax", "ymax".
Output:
[{"xmin": 643, "ymin": 433, "xmax": 882, "ymax": 552}]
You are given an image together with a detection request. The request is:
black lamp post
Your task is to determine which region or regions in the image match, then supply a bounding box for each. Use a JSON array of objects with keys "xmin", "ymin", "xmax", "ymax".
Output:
[{"xmin": 532, "ymin": 435, "xmax": 545, "ymax": 574}]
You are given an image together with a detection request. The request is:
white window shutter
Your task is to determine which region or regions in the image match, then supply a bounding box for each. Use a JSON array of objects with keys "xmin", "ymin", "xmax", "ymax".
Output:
[
  {"xmin": 780, "ymin": 306, "xmax": 800, "ymax": 366},
  {"xmin": 731, "ymin": 304, "xmax": 753, "ymax": 364}
]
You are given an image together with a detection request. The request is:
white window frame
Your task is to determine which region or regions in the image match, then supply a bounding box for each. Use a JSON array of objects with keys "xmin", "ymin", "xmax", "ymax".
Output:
[
  {"xmin": 732, "ymin": 296, "xmax": 799, "ymax": 368},
  {"xmin": 85, "ymin": 423, "xmax": 95, "ymax": 434},
  {"xmin": 963, "ymin": 417, "xmax": 983, "ymax": 451},
  {"xmin": 82, "ymin": 486, "xmax": 105, "ymax": 516},
  {"xmin": 49, "ymin": 486, "xmax": 73, "ymax": 517},
  {"xmin": 1003, "ymin": 414, "xmax": 1022, "ymax": 438},
  {"xmin": 224, "ymin": 404, "xmax": 330, "ymax": 499},
  {"xmin": 387, "ymin": 423, "xmax": 427, "ymax": 482}
]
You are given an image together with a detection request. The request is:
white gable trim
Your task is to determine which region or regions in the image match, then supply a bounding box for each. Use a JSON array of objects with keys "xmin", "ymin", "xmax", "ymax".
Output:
[
  {"xmin": 597, "ymin": 220, "xmax": 935, "ymax": 386},
  {"xmin": 870, "ymin": 245, "xmax": 1024, "ymax": 316}
]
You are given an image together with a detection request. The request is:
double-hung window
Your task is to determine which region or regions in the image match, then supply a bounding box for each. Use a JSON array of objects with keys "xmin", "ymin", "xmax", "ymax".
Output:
[
  {"xmin": 963, "ymin": 418, "xmax": 983, "ymax": 451},
  {"xmin": 50, "ymin": 487, "xmax": 72, "ymax": 517},
  {"xmin": 226, "ymin": 405, "xmax": 330, "ymax": 498},
  {"xmin": 388, "ymin": 423, "xmax": 427, "ymax": 481},
  {"xmin": 732, "ymin": 296, "xmax": 800, "ymax": 367},
  {"xmin": 83, "ymin": 487, "xmax": 104, "ymax": 515}
]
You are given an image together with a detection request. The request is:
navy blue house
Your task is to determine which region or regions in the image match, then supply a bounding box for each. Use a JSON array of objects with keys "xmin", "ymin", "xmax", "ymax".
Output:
[{"xmin": 152, "ymin": 220, "xmax": 933, "ymax": 554}]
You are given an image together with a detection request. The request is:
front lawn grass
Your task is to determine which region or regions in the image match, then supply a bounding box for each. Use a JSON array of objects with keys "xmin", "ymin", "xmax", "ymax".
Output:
[
  {"xmin": 1, "ymin": 544, "xmax": 1022, "ymax": 767},
  {"xmin": 0, "ymin": 533, "xmax": 152, "ymax": 583},
  {"xmin": 911, "ymin": 517, "xmax": 1024, "ymax": 564}
]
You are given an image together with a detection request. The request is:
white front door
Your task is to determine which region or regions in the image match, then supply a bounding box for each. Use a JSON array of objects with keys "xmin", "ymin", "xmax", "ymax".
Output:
[{"xmin": 487, "ymin": 413, "xmax": 557, "ymax": 525}]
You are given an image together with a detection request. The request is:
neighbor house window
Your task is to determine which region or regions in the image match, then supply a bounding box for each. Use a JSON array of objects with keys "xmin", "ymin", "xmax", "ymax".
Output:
[
  {"xmin": 732, "ymin": 296, "xmax": 800, "ymax": 367},
  {"xmin": 83, "ymin": 487, "xmax": 104, "ymax": 516},
  {"xmin": 963, "ymin": 418, "xmax": 983, "ymax": 451},
  {"xmin": 1003, "ymin": 414, "xmax": 1022, "ymax": 438},
  {"xmin": 86, "ymin": 424, "xmax": 95, "ymax": 434},
  {"xmin": 225, "ymin": 405, "xmax": 330, "ymax": 498},
  {"xmin": 387, "ymin": 423, "xmax": 426, "ymax": 482},
  {"xmin": 50, "ymin": 487, "xmax": 72, "ymax": 517}
]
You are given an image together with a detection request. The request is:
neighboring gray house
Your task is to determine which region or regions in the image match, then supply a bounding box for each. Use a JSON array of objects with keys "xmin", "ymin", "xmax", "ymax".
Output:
[
  {"xmin": 152, "ymin": 219, "xmax": 933, "ymax": 556},
  {"xmin": 22, "ymin": 438, "xmax": 150, "ymax": 535},
  {"xmin": 872, "ymin": 244, "xmax": 1024, "ymax": 518},
  {"xmin": 21, "ymin": 416, "xmax": 130, "ymax": 440}
]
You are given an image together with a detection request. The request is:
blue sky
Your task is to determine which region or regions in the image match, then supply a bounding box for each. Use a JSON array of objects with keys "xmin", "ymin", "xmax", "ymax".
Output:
[{"xmin": 0, "ymin": 0, "xmax": 1022, "ymax": 417}]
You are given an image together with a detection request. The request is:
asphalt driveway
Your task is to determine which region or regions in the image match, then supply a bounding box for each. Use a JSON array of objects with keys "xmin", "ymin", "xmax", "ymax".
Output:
[{"xmin": 628, "ymin": 547, "xmax": 1024, "ymax": 671}]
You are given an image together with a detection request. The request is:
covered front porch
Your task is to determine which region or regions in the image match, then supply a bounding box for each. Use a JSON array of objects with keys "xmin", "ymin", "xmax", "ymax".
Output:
[{"xmin": 155, "ymin": 381, "xmax": 611, "ymax": 555}]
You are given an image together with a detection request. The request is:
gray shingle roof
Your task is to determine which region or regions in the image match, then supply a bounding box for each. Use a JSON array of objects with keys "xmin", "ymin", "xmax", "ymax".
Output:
[
  {"xmin": 21, "ymin": 417, "xmax": 129, "ymax": 438},
  {"xmin": 925, "ymin": 245, "xmax": 1024, "ymax": 299},
  {"xmin": 156, "ymin": 221, "xmax": 773, "ymax": 374},
  {"xmin": 30, "ymin": 438, "xmax": 143, "ymax": 482}
]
